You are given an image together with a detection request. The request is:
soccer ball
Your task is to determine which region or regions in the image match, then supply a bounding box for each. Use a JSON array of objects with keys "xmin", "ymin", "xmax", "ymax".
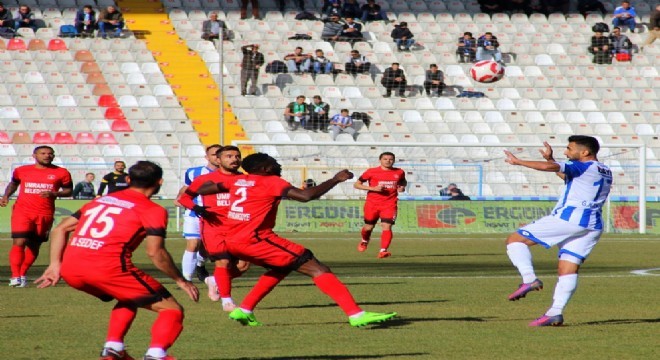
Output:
[{"xmin": 470, "ymin": 60, "xmax": 505, "ymax": 83}]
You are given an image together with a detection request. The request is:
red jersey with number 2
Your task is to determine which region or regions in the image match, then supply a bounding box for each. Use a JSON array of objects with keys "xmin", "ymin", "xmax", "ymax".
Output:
[
  {"xmin": 12, "ymin": 164, "xmax": 72, "ymax": 215},
  {"xmin": 221, "ymin": 174, "xmax": 294, "ymax": 242},
  {"xmin": 358, "ymin": 166, "xmax": 406, "ymax": 205},
  {"xmin": 61, "ymin": 189, "xmax": 168, "ymax": 273}
]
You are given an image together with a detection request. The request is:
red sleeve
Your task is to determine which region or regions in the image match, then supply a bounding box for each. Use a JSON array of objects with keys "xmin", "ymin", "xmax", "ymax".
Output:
[
  {"xmin": 179, "ymin": 176, "xmax": 205, "ymax": 210},
  {"xmin": 358, "ymin": 168, "xmax": 371, "ymax": 183},
  {"xmin": 11, "ymin": 166, "xmax": 22, "ymax": 184},
  {"xmin": 140, "ymin": 205, "xmax": 168, "ymax": 238},
  {"xmin": 60, "ymin": 169, "xmax": 73, "ymax": 187},
  {"xmin": 398, "ymin": 169, "xmax": 407, "ymax": 185},
  {"xmin": 268, "ymin": 177, "xmax": 294, "ymax": 198}
]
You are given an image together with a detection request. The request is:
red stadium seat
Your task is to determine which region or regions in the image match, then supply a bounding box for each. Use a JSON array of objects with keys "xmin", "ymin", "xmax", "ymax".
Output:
[
  {"xmin": 74, "ymin": 50, "xmax": 94, "ymax": 62},
  {"xmin": 0, "ymin": 40, "xmax": 5, "ymax": 50},
  {"xmin": 27, "ymin": 39, "xmax": 47, "ymax": 51},
  {"xmin": 104, "ymin": 107, "xmax": 126, "ymax": 120},
  {"xmin": 47, "ymin": 39, "xmax": 68, "ymax": 51},
  {"xmin": 12, "ymin": 132, "xmax": 32, "ymax": 144},
  {"xmin": 86, "ymin": 72, "xmax": 107, "ymax": 84},
  {"xmin": 98, "ymin": 94, "xmax": 119, "ymax": 107},
  {"xmin": 92, "ymin": 84, "xmax": 113, "ymax": 96},
  {"xmin": 75, "ymin": 132, "xmax": 97, "ymax": 144},
  {"xmin": 0, "ymin": 131, "xmax": 10, "ymax": 143},
  {"xmin": 33, "ymin": 132, "xmax": 54, "ymax": 144},
  {"xmin": 7, "ymin": 38, "xmax": 27, "ymax": 51},
  {"xmin": 96, "ymin": 132, "xmax": 118, "ymax": 144},
  {"xmin": 53, "ymin": 132, "xmax": 76, "ymax": 144},
  {"xmin": 111, "ymin": 120, "xmax": 133, "ymax": 132},
  {"xmin": 80, "ymin": 61, "xmax": 101, "ymax": 74}
]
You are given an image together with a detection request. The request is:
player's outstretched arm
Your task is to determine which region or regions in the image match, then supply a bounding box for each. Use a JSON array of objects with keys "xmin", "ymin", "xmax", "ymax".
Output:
[
  {"xmin": 145, "ymin": 235, "xmax": 199, "ymax": 302},
  {"xmin": 172, "ymin": 185, "xmax": 188, "ymax": 207},
  {"xmin": 287, "ymin": 169, "xmax": 354, "ymax": 202},
  {"xmin": 35, "ymin": 216, "xmax": 79, "ymax": 288},
  {"xmin": 0, "ymin": 181, "xmax": 19, "ymax": 207},
  {"xmin": 504, "ymin": 150, "xmax": 561, "ymax": 172}
]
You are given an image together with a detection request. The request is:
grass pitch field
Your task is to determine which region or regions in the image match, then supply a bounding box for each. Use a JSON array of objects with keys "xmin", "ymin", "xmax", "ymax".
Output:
[{"xmin": 1, "ymin": 233, "xmax": 658, "ymax": 360}]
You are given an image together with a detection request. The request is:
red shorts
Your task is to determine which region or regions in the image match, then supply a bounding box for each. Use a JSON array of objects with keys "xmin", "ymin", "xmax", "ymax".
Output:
[
  {"xmin": 201, "ymin": 224, "xmax": 230, "ymax": 261},
  {"xmin": 226, "ymin": 231, "xmax": 312, "ymax": 272},
  {"xmin": 11, "ymin": 209, "xmax": 54, "ymax": 242},
  {"xmin": 61, "ymin": 265, "xmax": 172, "ymax": 307},
  {"xmin": 363, "ymin": 201, "xmax": 397, "ymax": 225}
]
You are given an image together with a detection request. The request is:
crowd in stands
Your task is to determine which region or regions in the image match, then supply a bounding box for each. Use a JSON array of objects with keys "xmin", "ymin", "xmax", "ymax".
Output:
[{"xmin": 283, "ymin": 95, "xmax": 358, "ymax": 140}]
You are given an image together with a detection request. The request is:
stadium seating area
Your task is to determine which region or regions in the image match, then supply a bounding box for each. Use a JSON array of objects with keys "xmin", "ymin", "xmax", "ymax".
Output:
[{"xmin": 0, "ymin": 0, "xmax": 658, "ymax": 199}]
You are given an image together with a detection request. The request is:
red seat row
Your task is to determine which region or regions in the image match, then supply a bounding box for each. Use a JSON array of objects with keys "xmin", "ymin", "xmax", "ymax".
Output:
[{"xmin": 1, "ymin": 131, "xmax": 121, "ymax": 145}]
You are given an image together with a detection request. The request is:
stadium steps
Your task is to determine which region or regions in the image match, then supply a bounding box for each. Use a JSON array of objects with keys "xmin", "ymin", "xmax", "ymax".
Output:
[{"xmin": 120, "ymin": 0, "xmax": 246, "ymax": 146}]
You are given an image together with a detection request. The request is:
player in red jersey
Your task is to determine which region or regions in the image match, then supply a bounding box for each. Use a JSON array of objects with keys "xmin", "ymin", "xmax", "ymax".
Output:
[
  {"xmin": 177, "ymin": 145, "xmax": 250, "ymax": 312},
  {"xmin": 0, "ymin": 146, "xmax": 73, "ymax": 287},
  {"xmin": 354, "ymin": 152, "xmax": 407, "ymax": 258},
  {"xmin": 35, "ymin": 161, "xmax": 199, "ymax": 360},
  {"xmin": 188, "ymin": 153, "xmax": 397, "ymax": 327}
]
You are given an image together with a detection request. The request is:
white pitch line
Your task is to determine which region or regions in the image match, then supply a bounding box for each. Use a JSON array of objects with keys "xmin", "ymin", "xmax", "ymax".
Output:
[{"xmin": 630, "ymin": 268, "xmax": 660, "ymax": 276}]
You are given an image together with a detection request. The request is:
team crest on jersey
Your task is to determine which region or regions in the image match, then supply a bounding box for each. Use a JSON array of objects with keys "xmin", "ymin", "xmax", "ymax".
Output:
[{"xmin": 47, "ymin": 175, "xmax": 56, "ymax": 180}]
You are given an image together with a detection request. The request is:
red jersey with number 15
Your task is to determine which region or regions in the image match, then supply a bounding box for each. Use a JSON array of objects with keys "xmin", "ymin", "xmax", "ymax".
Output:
[
  {"xmin": 358, "ymin": 166, "xmax": 406, "ymax": 204},
  {"xmin": 11, "ymin": 164, "xmax": 72, "ymax": 215},
  {"xmin": 220, "ymin": 174, "xmax": 294, "ymax": 241},
  {"xmin": 61, "ymin": 189, "xmax": 168, "ymax": 273}
]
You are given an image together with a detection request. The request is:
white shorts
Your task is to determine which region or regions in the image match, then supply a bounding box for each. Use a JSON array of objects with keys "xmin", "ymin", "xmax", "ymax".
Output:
[
  {"xmin": 183, "ymin": 216, "xmax": 201, "ymax": 239},
  {"xmin": 517, "ymin": 215, "xmax": 602, "ymax": 264}
]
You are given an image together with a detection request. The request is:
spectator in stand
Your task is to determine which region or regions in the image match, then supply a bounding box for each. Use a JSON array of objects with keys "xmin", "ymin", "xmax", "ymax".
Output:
[
  {"xmin": 612, "ymin": 1, "xmax": 637, "ymax": 32},
  {"xmin": 642, "ymin": 4, "xmax": 660, "ymax": 50},
  {"xmin": 439, "ymin": 183, "xmax": 457, "ymax": 196},
  {"xmin": 345, "ymin": 49, "xmax": 370, "ymax": 75},
  {"xmin": 312, "ymin": 49, "xmax": 334, "ymax": 74},
  {"xmin": 240, "ymin": 44, "xmax": 264, "ymax": 96},
  {"xmin": 448, "ymin": 188, "xmax": 471, "ymax": 201},
  {"xmin": 240, "ymin": 0, "xmax": 260, "ymax": 20},
  {"xmin": 543, "ymin": 0, "xmax": 570, "ymax": 14},
  {"xmin": 478, "ymin": 0, "xmax": 506, "ymax": 14},
  {"xmin": 381, "ymin": 62, "xmax": 407, "ymax": 98},
  {"xmin": 424, "ymin": 64, "xmax": 445, "ymax": 97},
  {"xmin": 589, "ymin": 30, "xmax": 611, "ymax": 64},
  {"xmin": 341, "ymin": 16, "xmax": 363, "ymax": 43},
  {"xmin": 201, "ymin": 12, "xmax": 227, "ymax": 41},
  {"xmin": 284, "ymin": 46, "xmax": 312, "ymax": 74},
  {"xmin": 0, "ymin": 3, "xmax": 15, "ymax": 31},
  {"xmin": 72, "ymin": 172, "xmax": 96, "ymax": 200},
  {"xmin": 609, "ymin": 26, "xmax": 633, "ymax": 58},
  {"xmin": 309, "ymin": 95, "xmax": 330, "ymax": 132},
  {"xmin": 321, "ymin": 14, "xmax": 344, "ymax": 42},
  {"xmin": 284, "ymin": 95, "xmax": 310, "ymax": 130},
  {"xmin": 329, "ymin": 109, "xmax": 357, "ymax": 140},
  {"xmin": 361, "ymin": 0, "xmax": 388, "ymax": 22},
  {"xmin": 476, "ymin": 32, "xmax": 503, "ymax": 63},
  {"xmin": 97, "ymin": 5, "xmax": 124, "ymax": 39},
  {"xmin": 278, "ymin": 0, "xmax": 305, "ymax": 12},
  {"xmin": 391, "ymin": 22, "xmax": 415, "ymax": 52},
  {"xmin": 343, "ymin": 0, "xmax": 362, "ymax": 19},
  {"xmin": 506, "ymin": 0, "xmax": 533, "ymax": 15},
  {"xmin": 577, "ymin": 0, "xmax": 607, "ymax": 17},
  {"xmin": 14, "ymin": 4, "xmax": 37, "ymax": 32},
  {"xmin": 74, "ymin": 5, "xmax": 96, "ymax": 38},
  {"xmin": 302, "ymin": 178, "xmax": 317, "ymax": 189},
  {"xmin": 456, "ymin": 31, "xmax": 477, "ymax": 63},
  {"xmin": 322, "ymin": 0, "xmax": 342, "ymax": 18}
]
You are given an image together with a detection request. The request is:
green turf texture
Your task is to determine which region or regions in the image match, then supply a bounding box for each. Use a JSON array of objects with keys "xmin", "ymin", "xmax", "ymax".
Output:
[{"xmin": 1, "ymin": 233, "xmax": 658, "ymax": 360}]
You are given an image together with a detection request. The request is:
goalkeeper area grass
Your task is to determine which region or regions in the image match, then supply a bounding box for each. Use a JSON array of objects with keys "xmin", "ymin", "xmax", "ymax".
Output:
[{"xmin": 1, "ymin": 233, "xmax": 658, "ymax": 359}]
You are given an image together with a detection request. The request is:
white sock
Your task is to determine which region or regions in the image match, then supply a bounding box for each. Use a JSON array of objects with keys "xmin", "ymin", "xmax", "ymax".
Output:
[
  {"xmin": 239, "ymin": 307, "xmax": 252, "ymax": 314},
  {"xmin": 181, "ymin": 250, "xmax": 197, "ymax": 280},
  {"xmin": 380, "ymin": 248, "xmax": 387, "ymax": 252},
  {"xmin": 145, "ymin": 348, "xmax": 167, "ymax": 358},
  {"xmin": 506, "ymin": 242, "xmax": 537, "ymax": 284},
  {"xmin": 545, "ymin": 274, "xmax": 578, "ymax": 317},
  {"xmin": 196, "ymin": 252, "xmax": 205, "ymax": 266},
  {"xmin": 221, "ymin": 297, "xmax": 234, "ymax": 306},
  {"xmin": 104, "ymin": 341, "xmax": 124, "ymax": 351},
  {"xmin": 349, "ymin": 311, "xmax": 365, "ymax": 319},
  {"xmin": 205, "ymin": 276, "xmax": 216, "ymax": 286}
]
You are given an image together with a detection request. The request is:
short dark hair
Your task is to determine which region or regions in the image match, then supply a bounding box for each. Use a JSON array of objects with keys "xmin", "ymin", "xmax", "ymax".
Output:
[
  {"xmin": 128, "ymin": 161, "xmax": 163, "ymax": 189},
  {"xmin": 216, "ymin": 145, "xmax": 241, "ymax": 156},
  {"xmin": 313, "ymin": 95, "xmax": 322, "ymax": 100},
  {"xmin": 464, "ymin": 31, "xmax": 472, "ymax": 36},
  {"xmin": 295, "ymin": 46, "xmax": 303, "ymax": 51},
  {"xmin": 341, "ymin": 108, "xmax": 349, "ymax": 113},
  {"xmin": 85, "ymin": 172, "xmax": 94, "ymax": 176},
  {"xmin": 114, "ymin": 160, "xmax": 126, "ymax": 166},
  {"xmin": 568, "ymin": 135, "xmax": 600, "ymax": 156},
  {"xmin": 33, "ymin": 146, "xmax": 54, "ymax": 154},
  {"xmin": 392, "ymin": 62, "xmax": 400, "ymax": 66},
  {"xmin": 241, "ymin": 153, "xmax": 272, "ymax": 174},
  {"xmin": 206, "ymin": 144, "xmax": 221, "ymax": 153},
  {"xmin": 379, "ymin": 152, "xmax": 395, "ymax": 160},
  {"xmin": 485, "ymin": 32, "xmax": 492, "ymax": 36},
  {"xmin": 83, "ymin": 5, "xmax": 93, "ymax": 10},
  {"xmin": 430, "ymin": 63, "xmax": 438, "ymax": 68}
]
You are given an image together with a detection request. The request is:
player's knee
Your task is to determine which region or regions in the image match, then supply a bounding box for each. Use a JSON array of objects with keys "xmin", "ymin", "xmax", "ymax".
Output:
[
  {"xmin": 505, "ymin": 232, "xmax": 524, "ymax": 245},
  {"xmin": 185, "ymin": 239, "xmax": 199, "ymax": 251}
]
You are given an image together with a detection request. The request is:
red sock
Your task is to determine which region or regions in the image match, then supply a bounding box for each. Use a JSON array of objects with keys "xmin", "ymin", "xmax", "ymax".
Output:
[
  {"xmin": 240, "ymin": 270, "xmax": 287, "ymax": 311},
  {"xmin": 380, "ymin": 230, "xmax": 393, "ymax": 250},
  {"xmin": 361, "ymin": 228, "xmax": 372, "ymax": 242},
  {"xmin": 214, "ymin": 266, "xmax": 232, "ymax": 298},
  {"xmin": 19, "ymin": 245, "xmax": 39, "ymax": 276},
  {"xmin": 313, "ymin": 272, "xmax": 362, "ymax": 316},
  {"xmin": 9, "ymin": 245, "xmax": 24, "ymax": 278},
  {"xmin": 106, "ymin": 305, "xmax": 137, "ymax": 342},
  {"xmin": 149, "ymin": 309, "xmax": 184, "ymax": 350}
]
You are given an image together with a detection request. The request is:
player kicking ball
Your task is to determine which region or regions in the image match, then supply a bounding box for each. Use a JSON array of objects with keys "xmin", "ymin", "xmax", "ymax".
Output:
[
  {"xmin": 503, "ymin": 136, "xmax": 612, "ymax": 327},
  {"xmin": 36, "ymin": 161, "xmax": 199, "ymax": 360},
  {"xmin": 354, "ymin": 152, "xmax": 407, "ymax": 258},
  {"xmin": 189, "ymin": 153, "xmax": 397, "ymax": 327}
]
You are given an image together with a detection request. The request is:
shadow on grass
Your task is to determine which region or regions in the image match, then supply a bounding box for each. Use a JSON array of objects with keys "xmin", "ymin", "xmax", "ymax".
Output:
[
  {"xmin": 261, "ymin": 299, "xmax": 448, "ymax": 310},
  {"xmin": 578, "ymin": 318, "xmax": 660, "ymax": 326},
  {"xmin": 200, "ymin": 353, "xmax": 429, "ymax": 360},
  {"xmin": 0, "ymin": 314, "xmax": 52, "ymax": 319},
  {"xmin": 397, "ymin": 253, "xmax": 500, "ymax": 259}
]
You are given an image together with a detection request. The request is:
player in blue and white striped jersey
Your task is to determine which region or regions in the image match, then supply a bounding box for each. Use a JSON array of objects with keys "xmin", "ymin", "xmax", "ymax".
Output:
[
  {"xmin": 503, "ymin": 136, "xmax": 612, "ymax": 327},
  {"xmin": 174, "ymin": 144, "xmax": 221, "ymax": 286}
]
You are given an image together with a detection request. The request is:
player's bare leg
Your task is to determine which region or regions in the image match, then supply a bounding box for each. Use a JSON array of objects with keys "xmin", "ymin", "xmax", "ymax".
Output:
[
  {"xmin": 506, "ymin": 232, "xmax": 543, "ymax": 301},
  {"xmin": 358, "ymin": 223, "xmax": 375, "ymax": 252},
  {"xmin": 378, "ymin": 222, "xmax": 394, "ymax": 258},
  {"xmin": 181, "ymin": 238, "xmax": 200, "ymax": 281},
  {"xmin": 141, "ymin": 297, "xmax": 186, "ymax": 360}
]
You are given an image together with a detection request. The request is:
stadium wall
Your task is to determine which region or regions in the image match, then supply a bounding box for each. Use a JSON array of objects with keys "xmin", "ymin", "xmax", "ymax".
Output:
[{"xmin": 0, "ymin": 200, "xmax": 657, "ymax": 235}]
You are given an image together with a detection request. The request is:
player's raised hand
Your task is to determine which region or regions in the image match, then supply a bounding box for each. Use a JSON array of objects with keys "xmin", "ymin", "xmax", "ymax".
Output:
[
  {"xmin": 372, "ymin": 185, "xmax": 385, "ymax": 192},
  {"xmin": 39, "ymin": 191, "xmax": 57, "ymax": 199},
  {"xmin": 333, "ymin": 169, "xmax": 354, "ymax": 182},
  {"xmin": 177, "ymin": 279, "xmax": 200, "ymax": 302},
  {"xmin": 539, "ymin": 141, "xmax": 555, "ymax": 161},
  {"xmin": 504, "ymin": 150, "xmax": 520, "ymax": 165},
  {"xmin": 34, "ymin": 265, "xmax": 61, "ymax": 288}
]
